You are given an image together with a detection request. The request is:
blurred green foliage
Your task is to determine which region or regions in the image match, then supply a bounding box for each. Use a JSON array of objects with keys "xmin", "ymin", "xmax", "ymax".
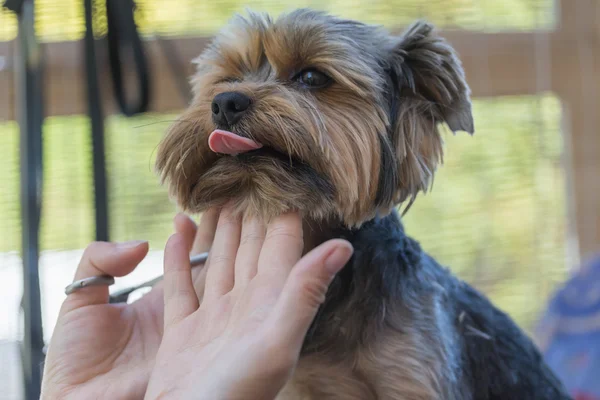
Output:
[{"xmin": 1, "ymin": 0, "xmax": 555, "ymax": 41}]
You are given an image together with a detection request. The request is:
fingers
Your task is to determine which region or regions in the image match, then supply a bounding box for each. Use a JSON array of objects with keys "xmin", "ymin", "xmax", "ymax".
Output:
[
  {"xmin": 267, "ymin": 239, "xmax": 353, "ymax": 353},
  {"xmin": 172, "ymin": 211, "xmax": 218, "ymax": 255},
  {"xmin": 173, "ymin": 213, "xmax": 198, "ymax": 252},
  {"xmin": 172, "ymin": 210, "xmax": 219, "ymax": 301},
  {"xmin": 233, "ymin": 217, "xmax": 266, "ymax": 287},
  {"xmin": 190, "ymin": 209, "xmax": 219, "ymax": 299},
  {"xmin": 61, "ymin": 240, "xmax": 149, "ymax": 312},
  {"xmin": 191, "ymin": 208, "xmax": 219, "ymax": 255},
  {"xmin": 256, "ymin": 213, "xmax": 304, "ymax": 287},
  {"xmin": 163, "ymin": 233, "xmax": 199, "ymax": 329},
  {"xmin": 202, "ymin": 207, "xmax": 241, "ymax": 304}
]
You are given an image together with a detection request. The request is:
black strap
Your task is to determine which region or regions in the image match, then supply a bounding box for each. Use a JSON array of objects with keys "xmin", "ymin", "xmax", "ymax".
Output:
[
  {"xmin": 106, "ymin": 0, "xmax": 151, "ymax": 116},
  {"xmin": 4, "ymin": 0, "xmax": 46, "ymax": 398},
  {"xmin": 83, "ymin": 0, "xmax": 109, "ymax": 241},
  {"xmin": 3, "ymin": 0, "xmax": 23, "ymax": 13},
  {"xmin": 83, "ymin": 0, "xmax": 152, "ymax": 241}
]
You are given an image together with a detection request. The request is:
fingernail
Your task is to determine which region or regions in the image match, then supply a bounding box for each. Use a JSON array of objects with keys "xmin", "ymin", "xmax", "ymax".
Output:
[
  {"xmin": 324, "ymin": 243, "xmax": 353, "ymax": 275},
  {"xmin": 116, "ymin": 240, "xmax": 148, "ymax": 250}
]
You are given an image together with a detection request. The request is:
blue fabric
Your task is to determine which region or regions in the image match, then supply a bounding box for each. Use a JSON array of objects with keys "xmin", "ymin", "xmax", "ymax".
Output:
[{"xmin": 537, "ymin": 255, "xmax": 600, "ymax": 400}]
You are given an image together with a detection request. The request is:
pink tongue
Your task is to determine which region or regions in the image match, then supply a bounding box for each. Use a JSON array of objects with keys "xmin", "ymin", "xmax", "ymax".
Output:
[{"xmin": 208, "ymin": 130, "xmax": 262, "ymax": 155}]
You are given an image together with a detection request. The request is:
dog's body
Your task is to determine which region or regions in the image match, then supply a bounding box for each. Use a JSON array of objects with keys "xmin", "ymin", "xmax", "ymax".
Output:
[
  {"xmin": 156, "ymin": 9, "xmax": 571, "ymax": 399},
  {"xmin": 278, "ymin": 212, "xmax": 569, "ymax": 399}
]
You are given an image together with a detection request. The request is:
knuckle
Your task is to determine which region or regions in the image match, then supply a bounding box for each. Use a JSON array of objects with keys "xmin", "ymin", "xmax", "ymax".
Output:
[
  {"xmin": 239, "ymin": 232, "xmax": 265, "ymax": 246},
  {"xmin": 296, "ymin": 277, "xmax": 328, "ymax": 309},
  {"xmin": 209, "ymin": 254, "xmax": 234, "ymax": 266},
  {"xmin": 265, "ymin": 225, "xmax": 303, "ymax": 242},
  {"xmin": 79, "ymin": 242, "xmax": 109, "ymax": 272}
]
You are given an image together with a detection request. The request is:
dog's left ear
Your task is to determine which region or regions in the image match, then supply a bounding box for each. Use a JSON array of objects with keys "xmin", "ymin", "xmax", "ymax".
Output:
[
  {"xmin": 379, "ymin": 21, "xmax": 474, "ymax": 209},
  {"xmin": 391, "ymin": 21, "xmax": 474, "ymax": 134}
]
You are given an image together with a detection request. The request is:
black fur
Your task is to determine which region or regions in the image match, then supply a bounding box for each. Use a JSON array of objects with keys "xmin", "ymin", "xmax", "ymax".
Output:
[
  {"xmin": 374, "ymin": 68, "xmax": 401, "ymax": 209},
  {"xmin": 374, "ymin": 132, "xmax": 398, "ymax": 208},
  {"xmin": 304, "ymin": 211, "xmax": 571, "ymax": 399}
]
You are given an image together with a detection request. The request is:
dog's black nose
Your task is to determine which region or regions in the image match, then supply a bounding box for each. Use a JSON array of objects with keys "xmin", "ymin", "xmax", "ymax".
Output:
[{"xmin": 211, "ymin": 92, "xmax": 251, "ymax": 127}]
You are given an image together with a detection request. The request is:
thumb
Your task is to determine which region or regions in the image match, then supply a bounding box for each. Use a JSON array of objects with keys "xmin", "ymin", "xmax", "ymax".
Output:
[
  {"xmin": 61, "ymin": 240, "xmax": 149, "ymax": 314},
  {"xmin": 267, "ymin": 239, "xmax": 353, "ymax": 353}
]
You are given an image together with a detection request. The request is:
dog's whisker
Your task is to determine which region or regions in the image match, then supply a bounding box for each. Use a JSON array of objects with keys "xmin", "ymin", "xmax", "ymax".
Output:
[
  {"xmin": 176, "ymin": 147, "xmax": 193, "ymax": 173},
  {"xmin": 465, "ymin": 325, "xmax": 493, "ymax": 341},
  {"xmin": 132, "ymin": 118, "xmax": 199, "ymax": 129},
  {"xmin": 148, "ymin": 141, "xmax": 162, "ymax": 172}
]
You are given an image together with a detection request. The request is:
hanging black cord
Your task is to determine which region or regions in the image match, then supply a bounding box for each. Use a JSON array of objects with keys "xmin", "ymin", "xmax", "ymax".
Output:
[
  {"xmin": 106, "ymin": 0, "xmax": 151, "ymax": 116},
  {"xmin": 83, "ymin": 0, "xmax": 109, "ymax": 241},
  {"xmin": 3, "ymin": 0, "xmax": 46, "ymax": 398},
  {"xmin": 84, "ymin": 0, "xmax": 151, "ymax": 240}
]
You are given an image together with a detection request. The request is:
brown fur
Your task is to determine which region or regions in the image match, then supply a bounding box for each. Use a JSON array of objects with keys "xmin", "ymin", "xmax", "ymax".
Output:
[
  {"xmin": 156, "ymin": 9, "xmax": 474, "ymax": 399},
  {"xmin": 155, "ymin": 10, "xmax": 472, "ymax": 228},
  {"xmin": 277, "ymin": 330, "xmax": 450, "ymax": 400}
]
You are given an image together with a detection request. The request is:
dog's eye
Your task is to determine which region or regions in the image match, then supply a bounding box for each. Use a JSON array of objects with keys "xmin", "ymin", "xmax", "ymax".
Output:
[{"xmin": 296, "ymin": 69, "xmax": 331, "ymax": 88}]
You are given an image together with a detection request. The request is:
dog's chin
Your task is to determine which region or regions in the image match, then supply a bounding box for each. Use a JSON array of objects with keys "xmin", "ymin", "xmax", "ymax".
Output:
[{"xmin": 183, "ymin": 148, "xmax": 337, "ymax": 222}]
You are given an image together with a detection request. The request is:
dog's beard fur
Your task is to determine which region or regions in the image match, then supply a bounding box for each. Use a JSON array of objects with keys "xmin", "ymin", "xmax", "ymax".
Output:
[{"xmin": 155, "ymin": 9, "xmax": 474, "ymax": 227}]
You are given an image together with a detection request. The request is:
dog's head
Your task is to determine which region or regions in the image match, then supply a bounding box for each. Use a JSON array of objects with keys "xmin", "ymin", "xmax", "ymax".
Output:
[{"xmin": 156, "ymin": 9, "xmax": 473, "ymax": 226}]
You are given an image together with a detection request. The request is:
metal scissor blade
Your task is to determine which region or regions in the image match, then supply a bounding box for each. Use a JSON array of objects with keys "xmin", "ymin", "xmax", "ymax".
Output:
[{"xmin": 109, "ymin": 252, "xmax": 209, "ymax": 303}]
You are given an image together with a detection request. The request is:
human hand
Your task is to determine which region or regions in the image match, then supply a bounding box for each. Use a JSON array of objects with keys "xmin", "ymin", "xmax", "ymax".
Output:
[
  {"xmin": 40, "ymin": 239, "xmax": 161, "ymax": 399},
  {"xmin": 40, "ymin": 211, "xmax": 218, "ymax": 400},
  {"xmin": 144, "ymin": 207, "xmax": 353, "ymax": 400}
]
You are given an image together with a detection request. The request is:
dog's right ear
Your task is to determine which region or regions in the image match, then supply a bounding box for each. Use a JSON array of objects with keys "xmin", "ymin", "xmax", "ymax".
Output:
[{"xmin": 377, "ymin": 21, "xmax": 474, "ymax": 210}]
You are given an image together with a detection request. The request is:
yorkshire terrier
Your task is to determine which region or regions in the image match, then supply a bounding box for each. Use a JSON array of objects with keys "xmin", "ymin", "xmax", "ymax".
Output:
[{"xmin": 156, "ymin": 9, "xmax": 571, "ymax": 400}]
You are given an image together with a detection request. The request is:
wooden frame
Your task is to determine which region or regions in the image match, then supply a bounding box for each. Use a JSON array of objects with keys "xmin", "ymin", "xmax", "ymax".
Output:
[{"xmin": 0, "ymin": 0, "xmax": 598, "ymax": 261}]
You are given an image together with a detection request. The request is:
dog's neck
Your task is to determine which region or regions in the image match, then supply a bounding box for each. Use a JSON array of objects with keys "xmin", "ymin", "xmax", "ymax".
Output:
[
  {"xmin": 301, "ymin": 213, "xmax": 400, "ymax": 253},
  {"xmin": 300, "ymin": 211, "xmax": 423, "ymax": 354},
  {"xmin": 301, "ymin": 218, "xmax": 345, "ymax": 255}
]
